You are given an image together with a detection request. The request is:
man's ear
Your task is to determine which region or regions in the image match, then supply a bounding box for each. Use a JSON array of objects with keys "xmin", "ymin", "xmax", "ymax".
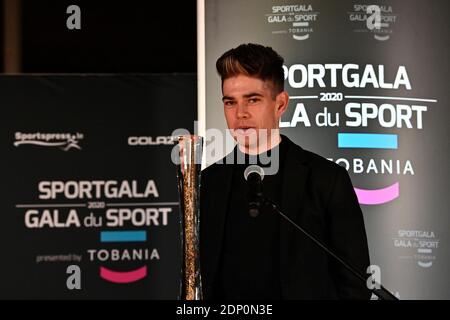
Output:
[{"xmin": 275, "ymin": 91, "xmax": 289, "ymax": 116}]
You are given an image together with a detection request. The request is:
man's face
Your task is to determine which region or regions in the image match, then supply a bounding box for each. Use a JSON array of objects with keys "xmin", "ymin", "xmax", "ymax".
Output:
[{"xmin": 222, "ymin": 74, "xmax": 288, "ymax": 150}]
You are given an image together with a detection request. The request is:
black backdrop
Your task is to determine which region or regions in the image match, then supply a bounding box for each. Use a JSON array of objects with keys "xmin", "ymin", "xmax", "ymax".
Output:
[{"xmin": 0, "ymin": 74, "xmax": 195, "ymax": 299}]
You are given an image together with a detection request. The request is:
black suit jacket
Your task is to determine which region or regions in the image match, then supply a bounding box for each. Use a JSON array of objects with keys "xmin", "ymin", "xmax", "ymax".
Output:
[{"xmin": 200, "ymin": 136, "xmax": 371, "ymax": 300}]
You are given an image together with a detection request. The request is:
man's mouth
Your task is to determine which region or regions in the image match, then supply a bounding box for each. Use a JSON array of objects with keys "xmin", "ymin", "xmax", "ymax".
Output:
[{"xmin": 234, "ymin": 127, "xmax": 256, "ymax": 135}]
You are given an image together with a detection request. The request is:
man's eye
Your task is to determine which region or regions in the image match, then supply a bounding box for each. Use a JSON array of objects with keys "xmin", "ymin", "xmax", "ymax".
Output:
[
  {"xmin": 248, "ymin": 98, "xmax": 260, "ymax": 104},
  {"xmin": 224, "ymin": 101, "xmax": 235, "ymax": 107}
]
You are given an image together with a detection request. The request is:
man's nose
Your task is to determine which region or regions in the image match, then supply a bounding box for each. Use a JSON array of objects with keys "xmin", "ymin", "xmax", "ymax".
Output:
[{"xmin": 236, "ymin": 102, "xmax": 250, "ymax": 119}]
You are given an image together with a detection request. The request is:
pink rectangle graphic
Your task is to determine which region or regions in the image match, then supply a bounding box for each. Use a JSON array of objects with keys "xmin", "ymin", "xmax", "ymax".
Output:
[
  {"xmin": 100, "ymin": 266, "xmax": 147, "ymax": 284},
  {"xmin": 355, "ymin": 182, "xmax": 400, "ymax": 205}
]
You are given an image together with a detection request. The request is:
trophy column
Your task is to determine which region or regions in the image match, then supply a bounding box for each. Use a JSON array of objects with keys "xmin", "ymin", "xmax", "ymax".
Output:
[{"xmin": 176, "ymin": 135, "xmax": 203, "ymax": 300}]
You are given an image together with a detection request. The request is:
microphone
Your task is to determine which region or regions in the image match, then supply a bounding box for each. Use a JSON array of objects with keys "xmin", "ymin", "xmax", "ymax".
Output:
[
  {"xmin": 243, "ymin": 165, "xmax": 397, "ymax": 300},
  {"xmin": 244, "ymin": 165, "xmax": 265, "ymax": 217}
]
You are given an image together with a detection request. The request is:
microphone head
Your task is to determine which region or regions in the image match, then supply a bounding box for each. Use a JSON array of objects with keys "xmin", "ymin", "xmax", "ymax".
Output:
[{"xmin": 244, "ymin": 165, "xmax": 265, "ymax": 181}]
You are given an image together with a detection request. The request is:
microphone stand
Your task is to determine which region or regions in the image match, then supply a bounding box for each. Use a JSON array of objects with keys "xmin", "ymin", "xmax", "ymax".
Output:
[{"xmin": 258, "ymin": 197, "xmax": 399, "ymax": 301}]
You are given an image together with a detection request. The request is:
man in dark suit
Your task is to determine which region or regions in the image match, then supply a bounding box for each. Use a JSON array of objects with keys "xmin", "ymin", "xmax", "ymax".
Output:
[{"xmin": 200, "ymin": 43, "xmax": 371, "ymax": 300}]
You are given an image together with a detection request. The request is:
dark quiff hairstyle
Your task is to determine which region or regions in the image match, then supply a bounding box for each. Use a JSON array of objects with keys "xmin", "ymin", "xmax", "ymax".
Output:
[{"xmin": 216, "ymin": 43, "xmax": 285, "ymax": 98}]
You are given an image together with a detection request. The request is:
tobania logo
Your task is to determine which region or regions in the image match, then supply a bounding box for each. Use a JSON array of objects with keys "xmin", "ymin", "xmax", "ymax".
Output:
[
  {"xmin": 93, "ymin": 230, "xmax": 160, "ymax": 284},
  {"xmin": 14, "ymin": 132, "xmax": 83, "ymax": 151}
]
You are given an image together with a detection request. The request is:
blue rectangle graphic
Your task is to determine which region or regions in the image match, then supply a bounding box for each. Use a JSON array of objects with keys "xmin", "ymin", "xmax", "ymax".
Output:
[
  {"xmin": 100, "ymin": 231, "xmax": 147, "ymax": 243},
  {"xmin": 338, "ymin": 133, "xmax": 398, "ymax": 149}
]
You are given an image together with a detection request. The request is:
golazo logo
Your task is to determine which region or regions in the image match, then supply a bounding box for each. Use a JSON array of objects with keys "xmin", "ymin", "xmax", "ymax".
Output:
[
  {"xmin": 14, "ymin": 132, "xmax": 83, "ymax": 151},
  {"xmin": 128, "ymin": 136, "xmax": 175, "ymax": 146}
]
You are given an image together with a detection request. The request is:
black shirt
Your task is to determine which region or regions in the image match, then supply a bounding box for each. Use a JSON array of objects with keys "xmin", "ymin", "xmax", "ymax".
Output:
[{"xmin": 216, "ymin": 138, "xmax": 288, "ymax": 299}]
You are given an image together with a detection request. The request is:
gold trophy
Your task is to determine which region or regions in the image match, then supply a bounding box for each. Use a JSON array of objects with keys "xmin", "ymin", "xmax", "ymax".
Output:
[{"xmin": 175, "ymin": 135, "xmax": 203, "ymax": 300}]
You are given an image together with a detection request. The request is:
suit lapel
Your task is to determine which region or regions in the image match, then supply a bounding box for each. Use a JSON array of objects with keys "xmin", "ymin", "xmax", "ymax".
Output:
[
  {"xmin": 202, "ymin": 138, "xmax": 310, "ymax": 296},
  {"xmin": 279, "ymin": 141, "xmax": 310, "ymax": 286},
  {"xmin": 202, "ymin": 157, "xmax": 234, "ymax": 292}
]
